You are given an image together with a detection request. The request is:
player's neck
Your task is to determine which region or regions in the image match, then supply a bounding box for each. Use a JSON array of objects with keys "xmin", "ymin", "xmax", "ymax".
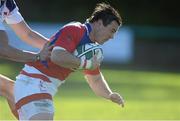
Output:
[{"xmin": 88, "ymin": 23, "xmax": 96, "ymax": 43}]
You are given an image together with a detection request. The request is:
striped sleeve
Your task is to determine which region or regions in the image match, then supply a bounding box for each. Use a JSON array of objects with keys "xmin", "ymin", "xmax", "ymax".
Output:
[{"xmin": 55, "ymin": 25, "xmax": 85, "ymax": 53}]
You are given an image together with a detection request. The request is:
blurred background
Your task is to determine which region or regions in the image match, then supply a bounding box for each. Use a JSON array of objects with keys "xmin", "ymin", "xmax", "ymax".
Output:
[
  {"xmin": 0, "ymin": 0, "xmax": 180, "ymax": 120},
  {"xmin": 6, "ymin": 0, "xmax": 180, "ymax": 72}
]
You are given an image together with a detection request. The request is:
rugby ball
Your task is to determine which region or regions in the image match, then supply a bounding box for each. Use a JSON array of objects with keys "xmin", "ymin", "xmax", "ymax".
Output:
[{"xmin": 73, "ymin": 43, "xmax": 103, "ymax": 62}]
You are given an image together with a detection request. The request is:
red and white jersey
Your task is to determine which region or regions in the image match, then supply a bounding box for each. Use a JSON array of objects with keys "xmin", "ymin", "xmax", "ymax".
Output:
[{"xmin": 24, "ymin": 22, "xmax": 100, "ymax": 82}]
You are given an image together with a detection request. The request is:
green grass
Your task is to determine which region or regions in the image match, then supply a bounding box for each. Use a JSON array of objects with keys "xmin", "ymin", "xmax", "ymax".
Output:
[{"xmin": 0, "ymin": 61, "xmax": 180, "ymax": 120}]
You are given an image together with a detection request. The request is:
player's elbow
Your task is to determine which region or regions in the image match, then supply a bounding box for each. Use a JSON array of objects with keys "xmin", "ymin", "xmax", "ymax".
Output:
[
  {"xmin": 51, "ymin": 51, "xmax": 61, "ymax": 65},
  {"xmin": 50, "ymin": 52, "xmax": 57, "ymax": 64},
  {"xmin": 51, "ymin": 49, "xmax": 67, "ymax": 66}
]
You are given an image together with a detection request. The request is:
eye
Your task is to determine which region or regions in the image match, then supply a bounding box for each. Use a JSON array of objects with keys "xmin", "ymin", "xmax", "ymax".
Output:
[
  {"xmin": 111, "ymin": 30, "xmax": 116, "ymax": 35},
  {"xmin": 111, "ymin": 29, "xmax": 116, "ymax": 34}
]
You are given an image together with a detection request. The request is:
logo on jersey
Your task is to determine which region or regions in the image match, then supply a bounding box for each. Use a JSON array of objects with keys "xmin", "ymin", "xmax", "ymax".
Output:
[{"xmin": 66, "ymin": 34, "xmax": 73, "ymax": 42}]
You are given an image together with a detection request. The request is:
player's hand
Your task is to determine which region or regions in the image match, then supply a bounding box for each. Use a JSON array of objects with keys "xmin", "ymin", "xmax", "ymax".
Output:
[
  {"xmin": 78, "ymin": 51, "xmax": 102, "ymax": 70},
  {"xmin": 89, "ymin": 50, "xmax": 104, "ymax": 69},
  {"xmin": 38, "ymin": 41, "xmax": 53, "ymax": 61},
  {"xmin": 95, "ymin": 49, "xmax": 104, "ymax": 63},
  {"xmin": 109, "ymin": 92, "xmax": 125, "ymax": 107},
  {"xmin": 90, "ymin": 54, "xmax": 101, "ymax": 69}
]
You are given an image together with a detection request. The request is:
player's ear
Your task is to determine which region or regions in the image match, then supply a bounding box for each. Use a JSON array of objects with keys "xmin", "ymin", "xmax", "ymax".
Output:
[
  {"xmin": 97, "ymin": 19, "xmax": 103, "ymax": 26},
  {"xmin": 95, "ymin": 20, "xmax": 104, "ymax": 31}
]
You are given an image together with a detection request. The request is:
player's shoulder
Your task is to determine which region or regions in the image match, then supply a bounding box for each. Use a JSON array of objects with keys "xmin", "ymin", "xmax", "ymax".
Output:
[{"xmin": 62, "ymin": 21, "xmax": 85, "ymax": 32}]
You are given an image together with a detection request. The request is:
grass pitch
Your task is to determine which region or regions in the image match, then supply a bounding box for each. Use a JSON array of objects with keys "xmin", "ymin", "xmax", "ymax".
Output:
[{"xmin": 0, "ymin": 61, "xmax": 180, "ymax": 120}]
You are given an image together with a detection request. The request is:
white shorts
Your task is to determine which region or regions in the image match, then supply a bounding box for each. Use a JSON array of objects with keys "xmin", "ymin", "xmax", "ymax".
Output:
[
  {"xmin": 17, "ymin": 99, "xmax": 54, "ymax": 120},
  {"xmin": 14, "ymin": 65, "xmax": 64, "ymax": 120}
]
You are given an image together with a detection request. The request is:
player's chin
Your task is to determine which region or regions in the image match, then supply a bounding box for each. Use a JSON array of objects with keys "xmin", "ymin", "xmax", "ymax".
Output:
[
  {"xmin": 97, "ymin": 41, "xmax": 104, "ymax": 45},
  {"xmin": 100, "ymin": 39, "xmax": 109, "ymax": 45}
]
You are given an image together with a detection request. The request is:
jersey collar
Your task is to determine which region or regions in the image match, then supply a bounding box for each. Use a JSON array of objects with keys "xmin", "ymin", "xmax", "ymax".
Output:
[{"xmin": 84, "ymin": 22, "xmax": 92, "ymax": 36}]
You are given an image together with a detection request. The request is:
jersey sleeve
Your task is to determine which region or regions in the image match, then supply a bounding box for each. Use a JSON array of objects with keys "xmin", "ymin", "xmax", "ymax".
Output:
[
  {"xmin": 83, "ymin": 67, "xmax": 101, "ymax": 75},
  {"xmin": 54, "ymin": 25, "xmax": 85, "ymax": 53}
]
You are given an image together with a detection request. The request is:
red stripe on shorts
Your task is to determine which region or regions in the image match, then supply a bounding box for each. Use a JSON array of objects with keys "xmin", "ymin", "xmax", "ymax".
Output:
[
  {"xmin": 15, "ymin": 93, "xmax": 52, "ymax": 110},
  {"xmin": 20, "ymin": 70, "xmax": 51, "ymax": 83}
]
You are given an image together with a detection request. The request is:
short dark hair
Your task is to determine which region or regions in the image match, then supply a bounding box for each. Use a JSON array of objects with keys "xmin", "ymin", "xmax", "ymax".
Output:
[{"xmin": 87, "ymin": 3, "xmax": 122, "ymax": 26}]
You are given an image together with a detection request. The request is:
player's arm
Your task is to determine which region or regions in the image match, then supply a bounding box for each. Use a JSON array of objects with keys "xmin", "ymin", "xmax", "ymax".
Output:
[
  {"xmin": 0, "ymin": 30, "xmax": 44, "ymax": 62},
  {"xmin": 5, "ymin": 20, "xmax": 52, "ymax": 62},
  {"xmin": 51, "ymin": 47, "xmax": 81, "ymax": 69},
  {"xmin": 50, "ymin": 47, "xmax": 99, "ymax": 69},
  {"xmin": 50, "ymin": 25, "xmax": 100, "ymax": 69},
  {"xmin": 9, "ymin": 20, "xmax": 48, "ymax": 49},
  {"xmin": 84, "ymin": 70, "xmax": 125, "ymax": 107}
]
